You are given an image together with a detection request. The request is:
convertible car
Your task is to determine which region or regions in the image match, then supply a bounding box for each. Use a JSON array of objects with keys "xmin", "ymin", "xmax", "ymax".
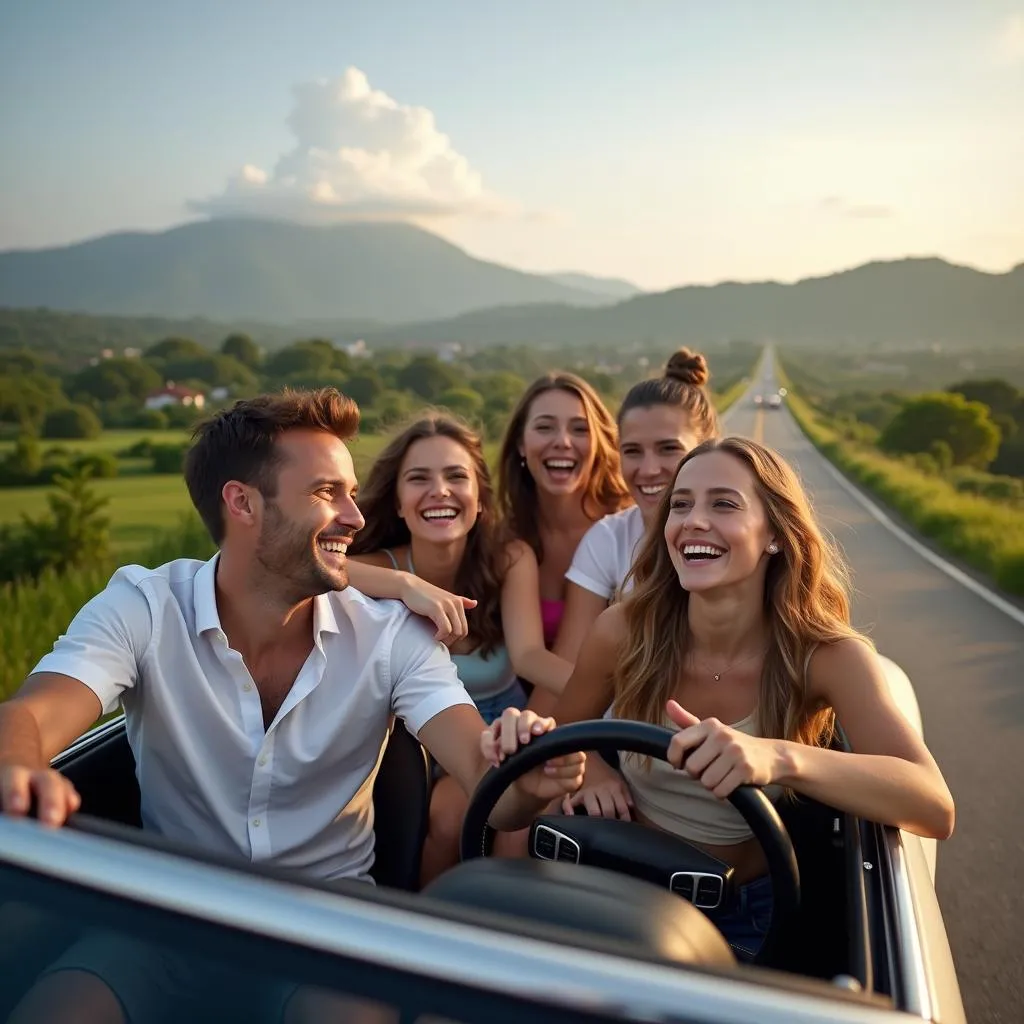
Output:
[{"xmin": 0, "ymin": 656, "xmax": 964, "ymax": 1024}]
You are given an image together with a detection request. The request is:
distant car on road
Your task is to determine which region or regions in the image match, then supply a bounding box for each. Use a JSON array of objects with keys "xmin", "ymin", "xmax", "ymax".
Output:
[
  {"xmin": 753, "ymin": 394, "xmax": 764, "ymax": 406},
  {"xmin": 768, "ymin": 394, "xmax": 782, "ymax": 409}
]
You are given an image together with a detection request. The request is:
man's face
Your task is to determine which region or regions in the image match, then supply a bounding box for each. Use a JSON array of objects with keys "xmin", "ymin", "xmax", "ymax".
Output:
[{"xmin": 253, "ymin": 429, "xmax": 365, "ymax": 599}]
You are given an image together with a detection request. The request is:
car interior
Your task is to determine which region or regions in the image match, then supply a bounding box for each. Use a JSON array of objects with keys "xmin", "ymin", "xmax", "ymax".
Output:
[{"xmin": 32, "ymin": 715, "xmax": 891, "ymax": 1005}]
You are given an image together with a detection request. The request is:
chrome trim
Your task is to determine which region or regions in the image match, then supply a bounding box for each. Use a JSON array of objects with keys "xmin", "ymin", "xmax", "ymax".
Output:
[
  {"xmin": 880, "ymin": 828, "xmax": 932, "ymax": 1020},
  {"xmin": 669, "ymin": 871, "xmax": 724, "ymax": 910},
  {"xmin": 50, "ymin": 715, "xmax": 127, "ymax": 767},
  {"xmin": 0, "ymin": 817, "xmax": 914, "ymax": 1024},
  {"xmin": 532, "ymin": 823, "xmax": 580, "ymax": 865}
]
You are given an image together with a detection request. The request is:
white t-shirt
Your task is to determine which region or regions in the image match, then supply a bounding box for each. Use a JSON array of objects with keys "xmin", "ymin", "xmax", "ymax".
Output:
[
  {"xmin": 34, "ymin": 555, "xmax": 473, "ymax": 882},
  {"xmin": 565, "ymin": 505, "xmax": 647, "ymax": 601}
]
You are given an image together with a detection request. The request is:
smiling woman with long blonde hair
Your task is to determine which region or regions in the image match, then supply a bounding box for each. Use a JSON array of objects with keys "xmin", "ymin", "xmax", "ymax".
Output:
[{"xmin": 488, "ymin": 435, "xmax": 954, "ymax": 959}]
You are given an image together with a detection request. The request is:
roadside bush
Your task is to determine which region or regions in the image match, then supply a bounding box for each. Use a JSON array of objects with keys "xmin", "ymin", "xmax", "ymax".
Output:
[
  {"xmin": 779, "ymin": 371, "xmax": 1024, "ymax": 598},
  {"xmin": 42, "ymin": 403, "xmax": 103, "ymax": 440},
  {"xmin": 151, "ymin": 442, "xmax": 189, "ymax": 474},
  {"xmin": 0, "ymin": 469, "xmax": 111, "ymax": 584},
  {"xmin": 0, "ymin": 509, "xmax": 217, "ymax": 699}
]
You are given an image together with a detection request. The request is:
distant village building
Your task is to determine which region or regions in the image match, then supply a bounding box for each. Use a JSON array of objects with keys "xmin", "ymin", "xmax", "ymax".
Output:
[
  {"xmin": 144, "ymin": 384, "xmax": 206, "ymax": 410},
  {"xmin": 344, "ymin": 339, "xmax": 371, "ymax": 359},
  {"xmin": 437, "ymin": 342, "xmax": 462, "ymax": 364}
]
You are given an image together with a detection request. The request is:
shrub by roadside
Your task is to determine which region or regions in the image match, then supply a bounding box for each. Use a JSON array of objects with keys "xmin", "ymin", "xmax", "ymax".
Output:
[
  {"xmin": 779, "ymin": 371, "xmax": 1024, "ymax": 599},
  {"xmin": 0, "ymin": 511, "xmax": 216, "ymax": 700}
]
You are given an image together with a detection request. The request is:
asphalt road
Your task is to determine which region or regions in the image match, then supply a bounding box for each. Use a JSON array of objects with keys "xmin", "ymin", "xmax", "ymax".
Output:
[{"xmin": 723, "ymin": 369, "xmax": 1024, "ymax": 1024}]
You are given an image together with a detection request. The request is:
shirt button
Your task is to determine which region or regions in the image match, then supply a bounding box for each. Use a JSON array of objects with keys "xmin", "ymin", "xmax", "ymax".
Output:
[
  {"xmin": 243, "ymin": 683, "xmax": 253, "ymax": 692},
  {"xmin": 258, "ymin": 756, "xmax": 267, "ymax": 767},
  {"xmin": 252, "ymin": 818, "xmax": 261, "ymax": 827}
]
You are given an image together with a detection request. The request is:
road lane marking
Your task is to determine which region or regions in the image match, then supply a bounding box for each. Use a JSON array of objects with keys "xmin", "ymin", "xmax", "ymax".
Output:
[{"xmin": 753, "ymin": 408, "xmax": 764, "ymax": 444}]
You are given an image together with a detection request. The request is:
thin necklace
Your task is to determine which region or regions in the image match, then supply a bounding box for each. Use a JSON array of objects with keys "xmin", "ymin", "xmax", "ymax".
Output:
[{"xmin": 690, "ymin": 646, "xmax": 767, "ymax": 682}]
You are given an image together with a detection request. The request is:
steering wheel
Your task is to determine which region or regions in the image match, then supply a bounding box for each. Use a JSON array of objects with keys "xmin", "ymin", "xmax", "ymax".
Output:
[{"xmin": 460, "ymin": 719, "xmax": 800, "ymax": 962}]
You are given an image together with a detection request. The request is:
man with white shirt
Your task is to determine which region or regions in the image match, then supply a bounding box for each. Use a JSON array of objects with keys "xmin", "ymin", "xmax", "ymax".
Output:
[{"xmin": 0, "ymin": 387, "xmax": 584, "ymax": 1024}]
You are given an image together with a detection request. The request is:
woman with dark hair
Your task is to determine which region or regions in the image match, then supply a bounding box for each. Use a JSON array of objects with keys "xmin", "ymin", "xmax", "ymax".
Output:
[
  {"xmin": 485, "ymin": 436, "xmax": 954, "ymax": 960},
  {"xmin": 349, "ymin": 412, "xmax": 572, "ymax": 881},
  {"xmin": 495, "ymin": 372, "xmax": 631, "ymax": 713},
  {"xmin": 553, "ymin": 347, "xmax": 720, "ymax": 663}
]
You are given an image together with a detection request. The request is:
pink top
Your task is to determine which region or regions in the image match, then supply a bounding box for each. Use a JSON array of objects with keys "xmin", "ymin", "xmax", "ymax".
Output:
[{"xmin": 540, "ymin": 598, "xmax": 564, "ymax": 649}]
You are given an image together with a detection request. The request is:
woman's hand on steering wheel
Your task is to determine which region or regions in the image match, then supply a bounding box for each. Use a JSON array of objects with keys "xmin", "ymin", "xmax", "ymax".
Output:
[
  {"xmin": 666, "ymin": 700, "xmax": 784, "ymax": 799},
  {"xmin": 481, "ymin": 707, "xmax": 586, "ymax": 803},
  {"xmin": 561, "ymin": 758, "xmax": 634, "ymax": 820}
]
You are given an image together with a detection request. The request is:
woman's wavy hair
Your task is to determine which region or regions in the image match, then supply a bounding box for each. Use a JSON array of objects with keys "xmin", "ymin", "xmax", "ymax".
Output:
[
  {"xmin": 349, "ymin": 412, "xmax": 506, "ymax": 655},
  {"xmin": 497, "ymin": 373, "xmax": 631, "ymax": 560},
  {"xmin": 616, "ymin": 436, "xmax": 868, "ymax": 750}
]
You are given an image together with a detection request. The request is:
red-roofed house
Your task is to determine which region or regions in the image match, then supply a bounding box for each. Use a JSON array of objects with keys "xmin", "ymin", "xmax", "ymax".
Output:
[{"xmin": 144, "ymin": 384, "xmax": 207, "ymax": 411}]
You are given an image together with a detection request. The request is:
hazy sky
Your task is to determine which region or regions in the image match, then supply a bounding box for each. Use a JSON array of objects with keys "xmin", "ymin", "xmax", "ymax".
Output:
[{"xmin": 1, "ymin": 1, "xmax": 1022, "ymax": 290}]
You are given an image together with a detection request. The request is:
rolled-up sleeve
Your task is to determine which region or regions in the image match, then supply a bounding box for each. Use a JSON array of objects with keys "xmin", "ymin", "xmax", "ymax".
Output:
[
  {"xmin": 564, "ymin": 519, "xmax": 617, "ymax": 600},
  {"xmin": 32, "ymin": 576, "xmax": 152, "ymax": 715},
  {"xmin": 388, "ymin": 615, "xmax": 474, "ymax": 737}
]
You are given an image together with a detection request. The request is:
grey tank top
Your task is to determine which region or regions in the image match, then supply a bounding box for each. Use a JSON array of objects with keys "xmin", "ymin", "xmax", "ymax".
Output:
[{"xmin": 382, "ymin": 548, "xmax": 516, "ymax": 701}]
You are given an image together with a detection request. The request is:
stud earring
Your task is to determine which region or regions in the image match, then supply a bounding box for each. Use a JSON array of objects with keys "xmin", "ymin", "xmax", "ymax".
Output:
[
  {"xmin": 520, "ymin": 456, "xmax": 526, "ymax": 467},
  {"xmin": 767, "ymin": 542, "xmax": 779, "ymax": 554}
]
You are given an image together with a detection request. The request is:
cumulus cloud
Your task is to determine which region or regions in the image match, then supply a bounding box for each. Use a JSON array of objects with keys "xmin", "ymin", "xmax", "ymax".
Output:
[
  {"xmin": 192, "ymin": 68, "xmax": 517, "ymax": 224},
  {"xmin": 818, "ymin": 196, "xmax": 894, "ymax": 220},
  {"xmin": 992, "ymin": 14, "xmax": 1024, "ymax": 64}
]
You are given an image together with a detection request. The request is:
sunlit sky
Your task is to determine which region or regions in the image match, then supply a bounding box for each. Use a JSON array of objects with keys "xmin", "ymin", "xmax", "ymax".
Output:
[{"xmin": 1, "ymin": 1, "xmax": 1022, "ymax": 291}]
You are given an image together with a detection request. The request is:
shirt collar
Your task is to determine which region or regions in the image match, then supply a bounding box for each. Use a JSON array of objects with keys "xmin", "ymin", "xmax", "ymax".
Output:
[
  {"xmin": 193, "ymin": 553, "xmax": 222, "ymax": 635},
  {"xmin": 194, "ymin": 552, "xmax": 344, "ymax": 641}
]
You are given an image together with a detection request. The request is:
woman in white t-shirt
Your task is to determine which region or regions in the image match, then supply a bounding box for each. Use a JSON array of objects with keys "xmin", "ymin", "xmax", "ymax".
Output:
[{"xmin": 554, "ymin": 348, "xmax": 720, "ymax": 663}]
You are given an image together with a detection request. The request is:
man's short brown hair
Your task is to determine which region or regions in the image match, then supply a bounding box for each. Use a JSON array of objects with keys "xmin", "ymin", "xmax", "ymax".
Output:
[{"xmin": 184, "ymin": 388, "xmax": 360, "ymax": 544}]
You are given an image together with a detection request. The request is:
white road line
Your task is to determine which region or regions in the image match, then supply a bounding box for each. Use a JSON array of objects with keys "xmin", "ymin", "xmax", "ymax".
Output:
[{"xmin": 795, "ymin": 416, "xmax": 1024, "ymax": 630}]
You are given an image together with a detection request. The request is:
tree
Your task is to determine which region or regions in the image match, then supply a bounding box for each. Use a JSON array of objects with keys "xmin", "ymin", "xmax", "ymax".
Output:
[
  {"xmin": 42, "ymin": 403, "xmax": 103, "ymax": 439},
  {"xmin": 0, "ymin": 432, "xmax": 43, "ymax": 486},
  {"xmin": 69, "ymin": 358, "xmax": 162, "ymax": 404},
  {"xmin": 344, "ymin": 369, "xmax": 384, "ymax": 408},
  {"xmin": 947, "ymin": 379, "xmax": 1021, "ymax": 421},
  {"xmin": 146, "ymin": 336, "xmax": 208, "ymax": 364},
  {"xmin": 0, "ymin": 468, "xmax": 111, "ymax": 583},
  {"xmin": 0, "ymin": 372, "xmax": 66, "ymax": 430},
  {"xmin": 879, "ymin": 393, "xmax": 1001, "ymax": 469},
  {"xmin": 162, "ymin": 354, "xmax": 257, "ymax": 389},
  {"xmin": 264, "ymin": 342, "xmax": 335, "ymax": 380},
  {"xmin": 395, "ymin": 355, "xmax": 462, "ymax": 401},
  {"xmin": 437, "ymin": 387, "xmax": 484, "ymax": 423},
  {"xmin": 221, "ymin": 333, "xmax": 262, "ymax": 369}
]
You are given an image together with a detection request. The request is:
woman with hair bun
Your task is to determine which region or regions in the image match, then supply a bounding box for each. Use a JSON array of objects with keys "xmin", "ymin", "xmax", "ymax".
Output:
[{"xmin": 552, "ymin": 348, "xmax": 720, "ymax": 664}]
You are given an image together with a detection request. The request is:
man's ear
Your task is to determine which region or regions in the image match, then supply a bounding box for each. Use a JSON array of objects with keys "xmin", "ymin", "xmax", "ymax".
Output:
[{"xmin": 222, "ymin": 481, "xmax": 260, "ymax": 529}]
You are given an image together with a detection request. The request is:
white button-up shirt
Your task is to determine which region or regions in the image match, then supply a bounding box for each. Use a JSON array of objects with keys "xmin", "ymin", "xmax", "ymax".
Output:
[{"xmin": 34, "ymin": 555, "xmax": 474, "ymax": 881}]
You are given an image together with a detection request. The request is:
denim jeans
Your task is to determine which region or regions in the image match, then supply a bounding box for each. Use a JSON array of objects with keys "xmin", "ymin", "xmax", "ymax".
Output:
[{"xmin": 713, "ymin": 874, "xmax": 774, "ymax": 960}]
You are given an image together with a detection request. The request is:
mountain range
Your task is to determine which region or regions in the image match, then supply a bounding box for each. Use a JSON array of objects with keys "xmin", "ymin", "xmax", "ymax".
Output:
[
  {"xmin": 0, "ymin": 219, "xmax": 635, "ymax": 324},
  {"xmin": 0, "ymin": 218, "xmax": 1021, "ymax": 350}
]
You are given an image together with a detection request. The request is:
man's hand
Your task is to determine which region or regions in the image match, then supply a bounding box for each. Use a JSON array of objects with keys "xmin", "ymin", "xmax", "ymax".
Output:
[
  {"xmin": 399, "ymin": 575, "xmax": 477, "ymax": 647},
  {"xmin": 0, "ymin": 764, "xmax": 81, "ymax": 826},
  {"xmin": 481, "ymin": 707, "xmax": 585, "ymax": 803}
]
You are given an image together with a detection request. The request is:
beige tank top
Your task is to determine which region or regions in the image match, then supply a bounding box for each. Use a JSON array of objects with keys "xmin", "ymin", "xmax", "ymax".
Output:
[
  {"xmin": 618, "ymin": 709, "xmax": 782, "ymax": 846},
  {"xmin": 618, "ymin": 645, "xmax": 816, "ymax": 847}
]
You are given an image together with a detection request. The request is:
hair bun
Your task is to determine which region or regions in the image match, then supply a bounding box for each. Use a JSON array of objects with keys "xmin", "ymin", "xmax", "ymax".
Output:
[{"xmin": 664, "ymin": 348, "xmax": 709, "ymax": 388}]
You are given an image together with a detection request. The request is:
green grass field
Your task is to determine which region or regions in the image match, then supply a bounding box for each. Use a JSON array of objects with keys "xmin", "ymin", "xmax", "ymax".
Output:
[{"xmin": 0, "ymin": 428, "xmax": 192, "ymax": 456}]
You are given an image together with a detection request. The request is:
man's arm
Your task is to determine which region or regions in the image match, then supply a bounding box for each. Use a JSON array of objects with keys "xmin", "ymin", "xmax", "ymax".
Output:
[
  {"xmin": 418, "ymin": 705, "xmax": 584, "ymax": 832},
  {"xmin": 0, "ymin": 573, "xmax": 150, "ymax": 824},
  {"xmin": 0, "ymin": 674, "xmax": 102, "ymax": 822}
]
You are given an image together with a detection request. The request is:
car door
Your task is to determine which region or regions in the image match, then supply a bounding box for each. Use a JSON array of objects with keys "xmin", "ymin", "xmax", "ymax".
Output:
[
  {"xmin": 0, "ymin": 813, "xmax": 639, "ymax": 1024},
  {"xmin": 0, "ymin": 813, "xmax": 925, "ymax": 1024}
]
